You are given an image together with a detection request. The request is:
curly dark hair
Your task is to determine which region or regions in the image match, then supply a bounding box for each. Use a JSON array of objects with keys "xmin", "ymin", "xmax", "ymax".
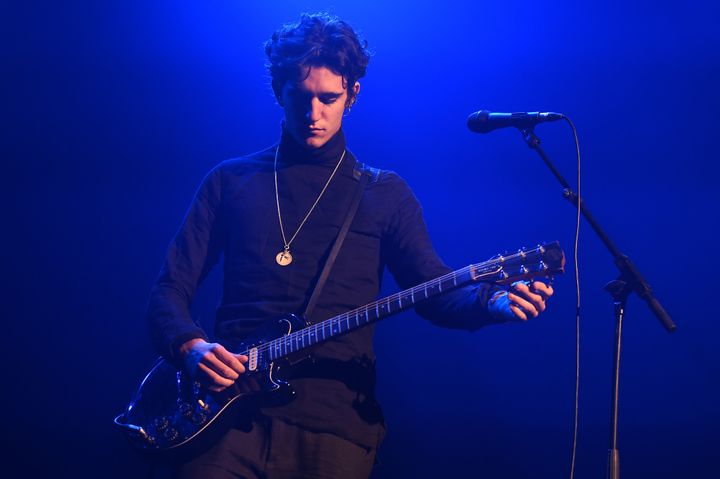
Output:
[{"xmin": 264, "ymin": 12, "xmax": 370, "ymax": 108}]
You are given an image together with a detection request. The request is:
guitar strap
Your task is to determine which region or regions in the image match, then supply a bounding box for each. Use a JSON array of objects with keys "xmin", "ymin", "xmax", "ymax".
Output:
[{"xmin": 301, "ymin": 158, "xmax": 375, "ymax": 323}]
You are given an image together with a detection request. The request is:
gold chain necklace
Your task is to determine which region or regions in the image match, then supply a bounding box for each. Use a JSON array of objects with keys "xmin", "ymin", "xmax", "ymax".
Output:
[{"xmin": 273, "ymin": 145, "xmax": 346, "ymax": 266}]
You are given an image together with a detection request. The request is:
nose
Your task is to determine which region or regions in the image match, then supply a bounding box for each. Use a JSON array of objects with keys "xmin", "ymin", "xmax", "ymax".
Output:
[{"xmin": 306, "ymin": 97, "xmax": 322, "ymax": 123}]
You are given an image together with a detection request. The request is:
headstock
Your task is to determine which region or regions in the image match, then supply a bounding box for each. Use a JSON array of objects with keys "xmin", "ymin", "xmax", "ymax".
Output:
[{"xmin": 472, "ymin": 241, "xmax": 565, "ymax": 284}]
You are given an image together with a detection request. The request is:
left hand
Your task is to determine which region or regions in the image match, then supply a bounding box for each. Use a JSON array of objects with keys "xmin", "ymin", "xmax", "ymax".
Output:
[{"xmin": 489, "ymin": 280, "xmax": 554, "ymax": 322}]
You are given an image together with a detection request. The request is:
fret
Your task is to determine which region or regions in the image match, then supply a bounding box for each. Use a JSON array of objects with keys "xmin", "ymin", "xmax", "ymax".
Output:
[
  {"xmin": 439, "ymin": 280, "xmax": 443, "ymax": 292},
  {"xmin": 375, "ymin": 302, "xmax": 379, "ymax": 318},
  {"xmin": 453, "ymin": 273, "xmax": 457, "ymax": 286},
  {"xmin": 364, "ymin": 309, "xmax": 369, "ymax": 323},
  {"xmin": 346, "ymin": 314, "xmax": 350, "ymax": 331},
  {"xmin": 411, "ymin": 288, "xmax": 415, "ymax": 303}
]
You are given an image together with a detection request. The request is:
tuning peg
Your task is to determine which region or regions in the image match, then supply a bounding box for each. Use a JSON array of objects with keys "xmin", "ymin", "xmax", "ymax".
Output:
[{"xmin": 490, "ymin": 253, "xmax": 506, "ymax": 263}]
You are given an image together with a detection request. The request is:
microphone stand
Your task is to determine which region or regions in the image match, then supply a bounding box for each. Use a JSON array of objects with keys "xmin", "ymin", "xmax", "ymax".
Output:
[{"xmin": 518, "ymin": 127, "xmax": 676, "ymax": 479}]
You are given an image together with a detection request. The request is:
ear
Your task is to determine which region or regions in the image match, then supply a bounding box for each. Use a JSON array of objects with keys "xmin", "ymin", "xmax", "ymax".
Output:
[{"xmin": 346, "ymin": 81, "xmax": 361, "ymax": 108}]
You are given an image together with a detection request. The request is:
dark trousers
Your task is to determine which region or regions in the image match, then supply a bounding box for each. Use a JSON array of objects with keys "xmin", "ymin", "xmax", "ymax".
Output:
[{"xmin": 153, "ymin": 415, "xmax": 376, "ymax": 479}]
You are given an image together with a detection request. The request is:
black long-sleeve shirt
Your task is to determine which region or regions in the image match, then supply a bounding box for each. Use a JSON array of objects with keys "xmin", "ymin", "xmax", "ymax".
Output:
[{"xmin": 146, "ymin": 128, "xmax": 504, "ymax": 448}]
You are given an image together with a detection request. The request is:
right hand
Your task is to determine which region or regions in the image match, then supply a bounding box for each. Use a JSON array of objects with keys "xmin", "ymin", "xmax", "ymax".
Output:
[{"xmin": 179, "ymin": 338, "xmax": 248, "ymax": 392}]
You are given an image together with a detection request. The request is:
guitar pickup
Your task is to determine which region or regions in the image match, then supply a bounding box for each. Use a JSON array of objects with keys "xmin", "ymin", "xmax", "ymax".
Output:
[{"xmin": 248, "ymin": 348, "xmax": 258, "ymax": 371}]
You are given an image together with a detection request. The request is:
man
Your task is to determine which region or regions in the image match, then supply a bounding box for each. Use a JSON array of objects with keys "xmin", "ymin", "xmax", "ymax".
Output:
[{"xmin": 147, "ymin": 12, "xmax": 553, "ymax": 479}]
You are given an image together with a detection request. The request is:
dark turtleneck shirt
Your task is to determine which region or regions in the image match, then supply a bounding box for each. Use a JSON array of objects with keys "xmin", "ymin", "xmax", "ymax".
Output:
[{"xmin": 146, "ymin": 128, "xmax": 504, "ymax": 448}]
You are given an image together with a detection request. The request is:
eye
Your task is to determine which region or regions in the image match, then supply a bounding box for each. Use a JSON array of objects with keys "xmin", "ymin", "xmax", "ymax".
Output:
[{"xmin": 320, "ymin": 96, "xmax": 340, "ymax": 105}]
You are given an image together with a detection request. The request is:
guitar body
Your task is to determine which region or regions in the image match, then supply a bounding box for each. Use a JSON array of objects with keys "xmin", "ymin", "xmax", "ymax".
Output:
[{"xmin": 114, "ymin": 314, "xmax": 305, "ymax": 457}]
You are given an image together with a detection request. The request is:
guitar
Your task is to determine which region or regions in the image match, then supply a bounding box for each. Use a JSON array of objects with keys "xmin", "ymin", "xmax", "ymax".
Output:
[{"xmin": 114, "ymin": 241, "xmax": 565, "ymax": 456}]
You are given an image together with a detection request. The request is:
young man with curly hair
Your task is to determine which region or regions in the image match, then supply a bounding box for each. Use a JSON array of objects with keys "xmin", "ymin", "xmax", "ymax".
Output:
[{"xmin": 147, "ymin": 12, "xmax": 553, "ymax": 478}]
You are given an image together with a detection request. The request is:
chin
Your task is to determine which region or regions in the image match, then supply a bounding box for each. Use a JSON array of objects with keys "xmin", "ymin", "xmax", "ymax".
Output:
[{"xmin": 303, "ymin": 136, "xmax": 329, "ymax": 149}]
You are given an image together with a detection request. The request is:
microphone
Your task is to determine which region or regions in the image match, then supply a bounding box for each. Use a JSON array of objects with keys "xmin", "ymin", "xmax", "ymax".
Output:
[{"xmin": 467, "ymin": 110, "xmax": 564, "ymax": 133}]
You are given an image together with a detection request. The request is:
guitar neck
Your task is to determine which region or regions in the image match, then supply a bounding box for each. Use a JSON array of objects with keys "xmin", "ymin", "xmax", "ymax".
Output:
[
  {"xmin": 242, "ymin": 241, "xmax": 564, "ymax": 365},
  {"xmin": 248, "ymin": 263, "xmax": 500, "ymax": 362}
]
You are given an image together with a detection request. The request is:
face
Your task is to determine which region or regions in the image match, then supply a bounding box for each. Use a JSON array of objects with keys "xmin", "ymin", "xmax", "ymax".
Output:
[{"xmin": 279, "ymin": 66, "xmax": 359, "ymax": 149}]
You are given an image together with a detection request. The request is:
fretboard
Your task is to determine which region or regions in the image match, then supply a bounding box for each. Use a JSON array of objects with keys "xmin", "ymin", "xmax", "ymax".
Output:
[
  {"xmin": 254, "ymin": 262, "xmax": 502, "ymax": 362},
  {"xmin": 241, "ymin": 241, "xmax": 563, "ymax": 367}
]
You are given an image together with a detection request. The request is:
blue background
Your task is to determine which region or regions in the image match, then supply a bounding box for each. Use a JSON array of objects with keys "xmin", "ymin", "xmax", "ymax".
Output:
[{"xmin": 4, "ymin": 1, "xmax": 719, "ymax": 477}]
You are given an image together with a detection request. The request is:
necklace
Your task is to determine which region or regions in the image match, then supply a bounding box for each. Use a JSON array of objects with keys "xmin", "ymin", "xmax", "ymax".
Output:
[{"xmin": 273, "ymin": 145, "xmax": 346, "ymax": 266}]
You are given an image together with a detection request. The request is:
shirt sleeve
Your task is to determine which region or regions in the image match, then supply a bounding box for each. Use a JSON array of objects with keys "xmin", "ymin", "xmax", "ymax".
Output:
[
  {"xmin": 146, "ymin": 164, "xmax": 227, "ymax": 362},
  {"xmin": 381, "ymin": 172, "xmax": 505, "ymax": 330}
]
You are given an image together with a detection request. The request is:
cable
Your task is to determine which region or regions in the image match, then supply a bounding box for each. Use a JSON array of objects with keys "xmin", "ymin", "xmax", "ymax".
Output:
[{"xmin": 564, "ymin": 116, "xmax": 582, "ymax": 479}]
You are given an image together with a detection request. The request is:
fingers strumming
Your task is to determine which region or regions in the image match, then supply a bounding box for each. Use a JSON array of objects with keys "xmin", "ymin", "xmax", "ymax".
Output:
[
  {"xmin": 198, "ymin": 362, "xmax": 234, "ymax": 388},
  {"xmin": 213, "ymin": 345, "xmax": 247, "ymax": 374},
  {"xmin": 207, "ymin": 354, "xmax": 240, "ymax": 380}
]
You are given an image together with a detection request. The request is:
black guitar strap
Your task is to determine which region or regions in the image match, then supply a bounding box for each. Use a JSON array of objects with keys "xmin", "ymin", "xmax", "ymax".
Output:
[{"xmin": 302, "ymin": 160, "xmax": 375, "ymax": 323}]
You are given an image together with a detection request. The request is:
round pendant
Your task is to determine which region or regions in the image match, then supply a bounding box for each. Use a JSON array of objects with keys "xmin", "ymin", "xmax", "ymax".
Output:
[{"xmin": 276, "ymin": 250, "xmax": 293, "ymax": 266}]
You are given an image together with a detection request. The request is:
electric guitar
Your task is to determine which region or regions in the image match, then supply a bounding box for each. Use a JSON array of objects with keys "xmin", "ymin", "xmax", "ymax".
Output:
[{"xmin": 114, "ymin": 241, "xmax": 565, "ymax": 456}]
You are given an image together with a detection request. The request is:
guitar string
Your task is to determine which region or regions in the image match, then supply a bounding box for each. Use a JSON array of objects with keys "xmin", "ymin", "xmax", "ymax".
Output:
[
  {"xmin": 246, "ymin": 246, "xmax": 556, "ymax": 358},
  {"xmin": 247, "ymin": 261, "xmax": 549, "ymax": 360},
  {"xmin": 249, "ymin": 264, "xmax": 480, "ymax": 356},
  {"xmin": 240, "ymin": 263, "xmax": 481, "ymax": 358},
  {"xmin": 242, "ymin": 246, "xmax": 556, "ymax": 359}
]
